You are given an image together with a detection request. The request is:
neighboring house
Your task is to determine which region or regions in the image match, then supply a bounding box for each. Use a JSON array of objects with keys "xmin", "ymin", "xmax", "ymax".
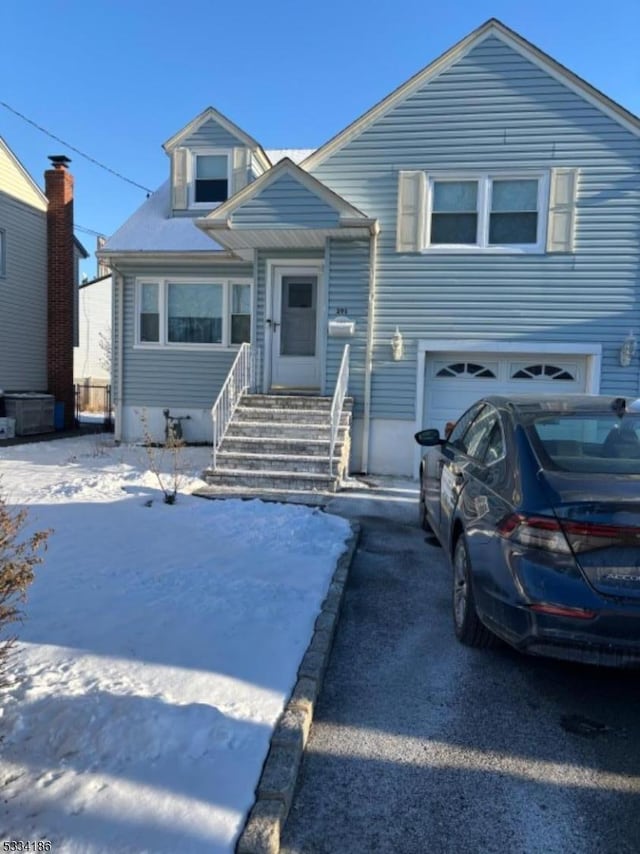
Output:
[
  {"xmin": 0, "ymin": 137, "xmax": 48, "ymax": 391},
  {"xmin": 100, "ymin": 18, "xmax": 640, "ymax": 477},
  {"xmin": 0, "ymin": 140, "xmax": 88, "ymax": 429},
  {"xmin": 74, "ymin": 273, "xmax": 112, "ymax": 382}
]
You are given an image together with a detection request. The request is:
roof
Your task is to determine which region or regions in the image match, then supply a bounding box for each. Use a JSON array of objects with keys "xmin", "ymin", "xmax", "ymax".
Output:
[
  {"xmin": 79, "ymin": 273, "xmax": 111, "ymax": 289},
  {"xmin": 0, "ymin": 136, "xmax": 48, "ymax": 210},
  {"xmin": 74, "ymin": 235, "xmax": 89, "ymax": 258},
  {"xmin": 162, "ymin": 106, "xmax": 271, "ymax": 171},
  {"xmin": 195, "ymin": 157, "xmax": 376, "ymax": 250},
  {"xmin": 199, "ymin": 157, "xmax": 372, "ymax": 225},
  {"xmin": 302, "ymin": 18, "xmax": 640, "ymax": 170},
  {"xmin": 100, "ymin": 180, "xmax": 224, "ymax": 254},
  {"xmin": 265, "ymin": 148, "xmax": 316, "ymax": 165}
]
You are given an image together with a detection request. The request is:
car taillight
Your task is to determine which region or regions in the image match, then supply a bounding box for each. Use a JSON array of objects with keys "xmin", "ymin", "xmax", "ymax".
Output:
[
  {"xmin": 559, "ymin": 519, "xmax": 640, "ymax": 554},
  {"xmin": 498, "ymin": 514, "xmax": 572, "ymax": 554},
  {"xmin": 498, "ymin": 514, "xmax": 640, "ymax": 554}
]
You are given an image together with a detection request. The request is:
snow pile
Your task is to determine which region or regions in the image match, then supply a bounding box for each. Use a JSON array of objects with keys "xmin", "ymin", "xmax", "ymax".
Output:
[{"xmin": 0, "ymin": 436, "xmax": 350, "ymax": 852}]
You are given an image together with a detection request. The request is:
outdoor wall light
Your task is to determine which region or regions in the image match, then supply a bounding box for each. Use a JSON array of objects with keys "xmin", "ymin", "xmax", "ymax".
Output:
[
  {"xmin": 391, "ymin": 326, "xmax": 404, "ymax": 361},
  {"xmin": 620, "ymin": 331, "xmax": 637, "ymax": 367}
]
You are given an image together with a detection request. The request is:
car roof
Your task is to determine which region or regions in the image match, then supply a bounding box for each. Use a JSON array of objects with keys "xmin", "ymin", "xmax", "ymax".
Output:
[{"xmin": 483, "ymin": 394, "xmax": 640, "ymax": 417}]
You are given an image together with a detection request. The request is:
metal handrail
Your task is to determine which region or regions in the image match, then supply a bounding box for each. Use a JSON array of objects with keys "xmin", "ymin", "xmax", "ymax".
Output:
[
  {"xmin": 211, "ymin": 343, "xmax": 252, "ymax": 470},
  {"xmin": 329, "ymin": 344, "xmax": 350, "ymax": 476}
]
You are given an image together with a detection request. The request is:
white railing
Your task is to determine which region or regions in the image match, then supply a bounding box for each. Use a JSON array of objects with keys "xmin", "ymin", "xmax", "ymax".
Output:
[
  {"xmin": 329, "ymin": 344, "xmax": 350, "ymax": 476},
  {"xmin": 211, "ymin": 343, "xmax": 253, "ymax": 470}
]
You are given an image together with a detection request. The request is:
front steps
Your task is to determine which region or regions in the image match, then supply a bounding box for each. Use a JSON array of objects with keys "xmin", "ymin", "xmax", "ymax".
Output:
[{"xmin": 201, "ymin": 394, "xmax": 352, "ymax": 494}]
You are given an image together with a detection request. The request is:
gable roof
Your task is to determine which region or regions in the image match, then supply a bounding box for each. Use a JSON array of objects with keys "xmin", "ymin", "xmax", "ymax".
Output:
[
  {"xmin": 73, "ymin": 235, "xmax": 89, "ymax": 259},
  {"xmin": 100, "ymin": 180, "xmax": 226, "ymax": 254},
  {"xmin": 302, "ymin": 18, "xmax": 640, "ymax": 170},
  {"xmin": 199, "ymin": 157, "xmax": 372, "ymax": 226},
  {"xmin": 0, "ymin": 136, "xmax": 48, "ymax": 210},
  {"xmin": 162, "ymin": 106, "xmax": 271, "ymax": 170}
]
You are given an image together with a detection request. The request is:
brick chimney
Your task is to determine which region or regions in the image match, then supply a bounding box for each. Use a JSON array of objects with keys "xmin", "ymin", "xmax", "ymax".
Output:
[{"xmin": 45, "ymin": 155, "xmax": 75, "ymax": 429}]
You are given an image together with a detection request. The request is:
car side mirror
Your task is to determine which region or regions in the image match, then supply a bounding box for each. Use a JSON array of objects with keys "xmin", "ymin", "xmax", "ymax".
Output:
[{"xmin": 414, "ymin": 428, "xmax": 442, "ymax": 447}]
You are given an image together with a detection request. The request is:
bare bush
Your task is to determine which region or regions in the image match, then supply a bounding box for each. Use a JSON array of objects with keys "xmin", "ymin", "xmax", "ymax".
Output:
[
  {"xmin": 138, "ymin": 409, "xmax": 186, "ymax": 504},
  {"xmin": 0, "ymin": 489, "xmax": 50, "ymax": 686}
]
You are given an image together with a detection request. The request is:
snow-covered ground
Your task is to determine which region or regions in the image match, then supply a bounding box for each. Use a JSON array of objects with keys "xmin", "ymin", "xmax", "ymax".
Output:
[{"xmin": 0, "ymin": 435, "xmax": 350, "ymax": 852}]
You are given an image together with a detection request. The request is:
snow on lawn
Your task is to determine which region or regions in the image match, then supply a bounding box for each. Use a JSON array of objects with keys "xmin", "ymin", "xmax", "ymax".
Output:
[{"xmin": 0, "ymin": 435, "xmax": 350, "ymax": 852}]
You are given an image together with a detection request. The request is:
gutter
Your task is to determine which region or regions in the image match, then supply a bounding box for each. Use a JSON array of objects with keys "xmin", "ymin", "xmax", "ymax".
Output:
[
  {"xmin": 361, "ymin": 222, "xmax": 379, "ymax": 473},
  {"xmin": 105, "ymin": 260, "xmax": 125, "ymax": 442}
]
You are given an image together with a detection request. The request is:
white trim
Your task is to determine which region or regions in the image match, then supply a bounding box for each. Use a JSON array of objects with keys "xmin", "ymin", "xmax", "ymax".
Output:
[
  {"xmin": 423, "ymin": 172, "xmax": 550, "ymax": 254},
  {"xmin": 302, "ymin": 19, "xmax": 640, "ymax": 171},
  {"xmin": 134, "ymin": 276, "xmax": 253, "ymax": 350},
  {"xmin": 413, "ymin": 339, "xmax": 602, "ymax": 475},
  {"xmin": 188, "ymin": 148, "xmax": 232, "ymax": 210},
  {"xmin": 0, "ymin": 137, "xmax": 48, "ymax": 209},
  {"xmin": 162, "ymin": 106, "xmax": 271, "ymax": 171},
  {"xmin": 264, "ymin": 258, "xmax": 324, "ymax": 391},
  {"xmin": 198, "ymin": 158, "xmax": 371, "ymax": 229}
]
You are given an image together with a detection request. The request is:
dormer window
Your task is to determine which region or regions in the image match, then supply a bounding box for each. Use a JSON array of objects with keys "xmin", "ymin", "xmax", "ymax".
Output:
[
  {"xmin": 195, "ymin": 154, "xmax": 228, "ymax": 202},
  {"xmin": 192, "ymin": 151, "xmax": 230, "ymax": 206}
]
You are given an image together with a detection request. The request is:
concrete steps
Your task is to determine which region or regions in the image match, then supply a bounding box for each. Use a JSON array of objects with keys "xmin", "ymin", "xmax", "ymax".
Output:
[{"xmin": 202, "ymin": 394, "xmax": 352, "ymax": 493}]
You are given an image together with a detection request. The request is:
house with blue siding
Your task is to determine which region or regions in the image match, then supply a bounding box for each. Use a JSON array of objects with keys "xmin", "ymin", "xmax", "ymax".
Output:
[{"xmin": 100, "ymin": 19, "xmax": 640, "ymax": 480}]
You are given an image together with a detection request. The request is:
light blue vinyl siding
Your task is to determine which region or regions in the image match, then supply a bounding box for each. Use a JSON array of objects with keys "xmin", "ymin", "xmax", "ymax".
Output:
[
  {"xmin": 325, "ymin": 239, "xmax": 369, "ymax": 416},
  {"xmin": 310, "ymin": 35, "xmax": 640, "ymax": 417},
  {"xmin": 182, "ymin": 118, "xmax": 246, "ymax": 149},
  {"xmin": 0, "ymin": 193, "xmax": 47, "ymax": 390},
  {"xmin": 119, "ymin": 263, "xmax": 253, "ymax": 408},
  {"xmin": 232, "ymin": 174, "xmax": 340, "ymax": 228}
]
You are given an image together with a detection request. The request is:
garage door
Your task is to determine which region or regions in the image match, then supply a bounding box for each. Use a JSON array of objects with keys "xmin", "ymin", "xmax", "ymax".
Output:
[{"xmin": 423, "ymin": 352, "xmax": 588, "ymax": 434}]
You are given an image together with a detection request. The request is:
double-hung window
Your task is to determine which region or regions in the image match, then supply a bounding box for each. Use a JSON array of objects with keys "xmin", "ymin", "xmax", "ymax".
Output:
[
  {"xmin": 135, "ymin": 278, "xmax": 252, "ymax": 347},
  {"xmin": 428, "ymin": 175, "xmax": 545, "ymax": 250},
  {"xmin": 192, "ymin": 152, "xmax": 230, "ymax": 205}
]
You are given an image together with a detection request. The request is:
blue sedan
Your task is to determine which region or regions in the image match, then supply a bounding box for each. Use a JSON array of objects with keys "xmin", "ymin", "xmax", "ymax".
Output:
[{"xmin": 415, "ymin": 395, "xmax": 640, "ymax": 667}]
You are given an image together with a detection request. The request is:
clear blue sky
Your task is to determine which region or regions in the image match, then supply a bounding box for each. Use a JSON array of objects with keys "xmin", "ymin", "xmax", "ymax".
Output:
[{"xmin": 2, "ymin": 0, "xmax": 639, "ymax": 279}]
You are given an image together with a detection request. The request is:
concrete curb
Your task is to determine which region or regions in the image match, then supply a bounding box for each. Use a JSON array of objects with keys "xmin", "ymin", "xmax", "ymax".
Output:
[{"xmin": 236, "ymin": 520, "xmax": 361, "ymax": 854}]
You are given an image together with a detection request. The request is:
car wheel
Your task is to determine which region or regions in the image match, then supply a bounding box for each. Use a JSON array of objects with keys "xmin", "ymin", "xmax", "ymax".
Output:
[{"xmin": 452, "ymin": 535, "xmax": 495, "ymax": 648}]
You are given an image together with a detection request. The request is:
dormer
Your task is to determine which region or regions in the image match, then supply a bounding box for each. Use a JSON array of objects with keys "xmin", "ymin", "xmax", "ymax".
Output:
[{"xmin": 162, "ymin": 107, "xmax": 271, "ymax": 215}]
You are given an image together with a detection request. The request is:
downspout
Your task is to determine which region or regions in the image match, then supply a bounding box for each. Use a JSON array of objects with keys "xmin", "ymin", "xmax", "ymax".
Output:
[
  {"xmin": 105, "ymin": 261, "xmax": 125, "ymax": 442},
  {"xmin": 361, "ymin": 222, "xmax": 379, "ymax": 474}
]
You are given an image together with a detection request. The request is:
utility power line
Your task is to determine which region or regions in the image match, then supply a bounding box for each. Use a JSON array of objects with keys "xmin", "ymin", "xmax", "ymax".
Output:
[{"xmin": 1, "ymin": 100, "xmax": 153, "ymax": 193}]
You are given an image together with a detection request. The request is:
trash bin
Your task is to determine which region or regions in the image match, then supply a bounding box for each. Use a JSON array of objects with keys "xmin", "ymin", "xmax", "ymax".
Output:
[{"xmin": 54, "ymin": 401, "xmax": 65, "ymax": 431}]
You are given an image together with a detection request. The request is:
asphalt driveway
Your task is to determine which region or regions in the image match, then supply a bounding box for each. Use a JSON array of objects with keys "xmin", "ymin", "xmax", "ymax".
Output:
[{"xmin": 280, "ymin": 478, "xmax": 640, "ymax": 854}]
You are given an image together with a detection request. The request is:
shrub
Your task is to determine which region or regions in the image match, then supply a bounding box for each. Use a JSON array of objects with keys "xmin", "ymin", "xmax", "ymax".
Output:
[{"xmin": 0, "ymin": 490, "xmax": 50, "ymax": 686}]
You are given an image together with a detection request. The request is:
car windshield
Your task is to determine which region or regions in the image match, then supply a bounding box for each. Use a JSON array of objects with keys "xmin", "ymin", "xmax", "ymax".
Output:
[{"xmin": 527, "ymin": 412, "xmax": 640, "ymax": 474}]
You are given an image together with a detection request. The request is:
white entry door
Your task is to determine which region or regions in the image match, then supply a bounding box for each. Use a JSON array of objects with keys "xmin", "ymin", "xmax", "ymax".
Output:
[{"xmin": 270, "ymin": 267, "xmax": 321, "ymax": 389}]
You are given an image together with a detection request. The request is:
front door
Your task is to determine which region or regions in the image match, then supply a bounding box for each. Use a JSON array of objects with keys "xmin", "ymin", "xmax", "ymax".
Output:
[{"xmin": 270, "ymin": 267, "xmax": 321, "ymax": 389}]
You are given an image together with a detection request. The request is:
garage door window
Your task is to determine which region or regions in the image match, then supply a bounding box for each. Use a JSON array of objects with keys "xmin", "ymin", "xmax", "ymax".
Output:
[
  {"xmin": 511, "ymin": 364, "xmax": 576, "ymax": 381},
  {"xmin": 436, "ymin": 362, "xmax": 497, "ymax": 379}
]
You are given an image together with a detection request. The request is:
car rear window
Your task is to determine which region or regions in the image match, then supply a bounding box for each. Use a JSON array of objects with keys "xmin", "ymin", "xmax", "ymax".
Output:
[{"xmin": 528, "ymin": 413, "xmax": 640, "ymax": 474}]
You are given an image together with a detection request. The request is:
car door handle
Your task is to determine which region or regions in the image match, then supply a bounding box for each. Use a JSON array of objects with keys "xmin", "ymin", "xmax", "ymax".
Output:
[{"xmin": 451, "ymin": 466, "xmax": 465, "ymax": 486}]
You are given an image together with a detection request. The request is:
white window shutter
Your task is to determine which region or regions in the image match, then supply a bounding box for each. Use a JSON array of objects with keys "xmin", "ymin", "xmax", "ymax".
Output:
[
  {"xmin": 547, "ymin": 168, "xmax": 578, "ymax": 253},
  {"xmin": 172, "ymin": 147, "xmax": 188, "ymax": 210},
  {"xmin": 232, "ymin": 148, "xmax": 250, "ymax": 196},
  {"xmin": 396, "ymin": 171, "xmax": 426, "ymax": 252}
]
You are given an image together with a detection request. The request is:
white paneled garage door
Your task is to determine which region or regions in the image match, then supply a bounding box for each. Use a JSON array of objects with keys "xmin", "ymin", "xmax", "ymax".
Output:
[{"xmin": 423, "ymin": 352, "xmax": 588, "ymax": 434}]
